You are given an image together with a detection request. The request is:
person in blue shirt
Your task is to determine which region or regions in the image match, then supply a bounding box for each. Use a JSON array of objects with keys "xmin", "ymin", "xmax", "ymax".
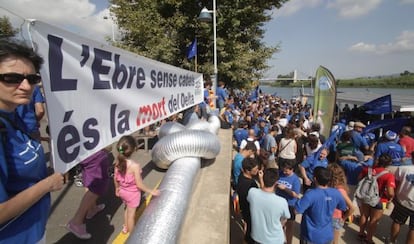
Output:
[
  {"xmin": 298, "ymin": 147, "xmax": 329, "ymax": 192},
  {"xmin": 232, "ymin": 142, "xmax": 256, "ymax": 187},
  {"xmin": 16, "ymin": 84, "xmax": 45, "ymax": 141},
  {"xmin": 375, "ymin": 130, "xmax": 405, "ymax": 166},
  {"xmin": 216, "ymin": 80, "xmax": 228, "ymax": 111},
  {"xmin": 199, "ymin": 80, "xmax": 211, "ymax": 120},
  {"xmin": 0, "ymin": 39, "xmax": 64, "ymax": 243},
  {"xmin": 351, "ymin": 121, "xmax": 369, "ymax": 156},
  {"xmin": 276, "ymin": 161, "xmax": 301, "ymax": 244},
  {"xmin": 233, "ymin": 121, "xmax": 249, "ymax": 150},
  {"xmin": 295, "ymin": 167, "xmax": 348, "ymax": 244}
]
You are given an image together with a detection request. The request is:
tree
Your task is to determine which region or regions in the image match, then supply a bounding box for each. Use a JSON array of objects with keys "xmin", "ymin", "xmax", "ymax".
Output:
[
  {"xmin": 110, "ymin": 0, "xmax": 288, "ymax": 89},
  {"xmin": 400, "ymin": 70, "xmax": 412, "ymax": 76},
  {"xmin": 0, "ymin": 16, "xmax": 18, "ymax": 38}
]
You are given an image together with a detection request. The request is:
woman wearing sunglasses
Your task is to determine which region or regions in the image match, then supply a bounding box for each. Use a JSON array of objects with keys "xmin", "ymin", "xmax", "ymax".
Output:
[{"xmin": 0, "ymin": 39, "xmax": 64, "ymax": 243}]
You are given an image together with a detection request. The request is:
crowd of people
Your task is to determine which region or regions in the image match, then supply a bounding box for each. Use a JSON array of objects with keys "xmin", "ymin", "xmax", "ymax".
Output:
[{"xmin": 222, "ymin": 87, "xmax": 414, "ymax": 243}]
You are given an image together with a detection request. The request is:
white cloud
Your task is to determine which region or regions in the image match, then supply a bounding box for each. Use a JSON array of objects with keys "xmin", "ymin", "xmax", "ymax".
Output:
[
  {"xmin": 274, "ymin": 0, "xmax": 323, "ymax": 17},
  {"xmin": 273, "ymin": 0, "xmax": 382, "ymax": 18},
  {"xmin": 0, "ymin": 0, "xmax": 115, "ymax": 43},
  {"xmin": 349, "ymin": 30, "xmax": 414, "ymax": 54},
  {"xmin": 327, "ymin": 0, "xmax": 382, "ymax": 18},
  {"xmin": 400, "ymin": 0, "xmax": 414, "ymax": 4}
]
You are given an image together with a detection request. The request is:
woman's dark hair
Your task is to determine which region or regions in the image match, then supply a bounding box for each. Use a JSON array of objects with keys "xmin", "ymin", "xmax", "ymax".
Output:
[
  {"xmin": 307, "ymin": 134, "xmax": 319, "ymax": 150},
  {"xmin": 116, "ymin": 135, "xmax": 137, "ymax": 175},
  {"xmin": 341, "ymin": 130, "xmax": 353, "ymax": 142},
  {"xmin": 378, "ymin": 153, "xmax": 392, "ymax": 167},
  {"xmin": 0, "ymin": 39, "xmax": 44, "ymax": 72}
]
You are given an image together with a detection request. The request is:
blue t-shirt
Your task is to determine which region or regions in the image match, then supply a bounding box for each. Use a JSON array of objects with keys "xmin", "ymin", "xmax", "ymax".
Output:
[
  {"xmin": 375, "ymin": 141, "xmax": 405, "ymax": 165},
  {"xmin": 340, "ymin": 158, "xmax": 373, "ymax": 185},
  {"xmin": 216, "ymin": 86, "xmax": 228, "ymax": 104},
  {"xmin": 234, "ymin": 129, "xmax": 248, "ymax": 148},
  {"xmin": 15, "ymin": 85, "xmax": 44, "ymax": 134},
  {"xmin": 276, "ymin": 172, "xmax": 301, "ymax": 206},
  {"xmin": 224, "ymin": 110, "xmax": 233, "ymax": 124},
  {"xmin": 300, "ymin": 156, "xmax": 328, "ymax": 181},
  {"xmin": 232, "ymin": 153, "xmax": 244, "ymax": 186},
  {"xmin": 295, "ymin": 187, "xmax": 347, "ymax": 244},
  {"xmin": 351, "ymin": 130, "xmax": 368, "ymax": 150},
  {"xmin": 0, "ymin": 111, "xmax": 49, "ymax": 243}
]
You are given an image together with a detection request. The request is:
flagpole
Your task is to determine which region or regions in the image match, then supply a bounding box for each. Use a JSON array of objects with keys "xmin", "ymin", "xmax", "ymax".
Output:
[{"xmin": 195, "ymin": 54, "xmax": 198, "ymax": 73}]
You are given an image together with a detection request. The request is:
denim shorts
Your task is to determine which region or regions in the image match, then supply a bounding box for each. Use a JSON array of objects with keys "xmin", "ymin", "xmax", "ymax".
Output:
[{"xmin": 332, "ymin": 217, "xmax": 344, "ymax": 230}]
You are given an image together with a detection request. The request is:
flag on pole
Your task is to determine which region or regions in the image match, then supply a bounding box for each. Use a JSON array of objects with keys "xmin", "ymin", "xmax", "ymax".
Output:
[
  {"xmin": 186, "ymin": 38, "xmax": 197, "ymax": 59},
  {"xmin": 361, "ymin": 94, "xmax": 392, "ymax": 115},
  {"xmin": 312, "ymin": 65, "xmax": 337, "ymax": 139}
]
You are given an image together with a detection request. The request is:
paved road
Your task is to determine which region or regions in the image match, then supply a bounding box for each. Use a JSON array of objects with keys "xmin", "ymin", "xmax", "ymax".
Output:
[{"xmin": 44, "ymin": 137, "xmax": 163, "ymax": 244}]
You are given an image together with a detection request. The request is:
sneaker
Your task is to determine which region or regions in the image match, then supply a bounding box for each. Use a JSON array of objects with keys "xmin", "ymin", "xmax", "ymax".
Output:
[
  {"xmin": 86, "ymin": 203, "xmax": 105, "ymax": 219},
  {"xmin": 66, "ymin": 221, "xmax": 91, "ymax": 239},
  {"xmin": 122, "ymin": 224, "xmax": 128, "ymax": 234}
]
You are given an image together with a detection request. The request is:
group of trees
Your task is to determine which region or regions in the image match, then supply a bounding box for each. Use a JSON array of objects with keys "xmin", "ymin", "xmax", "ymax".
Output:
[
  {"xmin": 1, "ymin": 0, "xmax": 290, "ymax": 89},
  {"xmin": 110, "ymin": 0, "xmax": 288, "ymax": 89},
  {"xmin": 0, "ymin": 16, "xmax": 17, "ymax": 38}
]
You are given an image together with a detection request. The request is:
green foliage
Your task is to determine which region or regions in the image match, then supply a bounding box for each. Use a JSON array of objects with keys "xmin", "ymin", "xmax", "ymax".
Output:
[
  {"xmin": 0, "ymin": 16, "xmax": 18, "ymax": 38},
  {"xmin": 264, "ymin": 72, "xmax": 414, "ymax": 89},
  {"xmin": 110, "ymin": 0, "xmax": 288, "ymax": 89},
  {"xmin": 337, "ymin": 74, "xmax": 414, "ymax": 88}
]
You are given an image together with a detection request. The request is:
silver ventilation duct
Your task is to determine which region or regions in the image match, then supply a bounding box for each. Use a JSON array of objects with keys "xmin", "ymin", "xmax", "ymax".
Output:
[{"xmin": 127, "ymin": 115, "xmax": 221, "ymax": 244}]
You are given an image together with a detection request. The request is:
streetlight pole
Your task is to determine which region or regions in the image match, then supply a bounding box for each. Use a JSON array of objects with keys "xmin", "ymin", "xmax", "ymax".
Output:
[
  {"xmin": 103, "ymin": 16, "xmax": 115, "ymax": 42},
  {"xmin": 198, "ymin": 1, "xmax": 218, "ymax": 99}
]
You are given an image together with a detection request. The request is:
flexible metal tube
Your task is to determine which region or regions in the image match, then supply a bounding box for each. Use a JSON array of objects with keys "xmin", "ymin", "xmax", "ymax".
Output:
[{"xmin": 127, "ymin": 116, "xmax": 221, "ymax": 244}]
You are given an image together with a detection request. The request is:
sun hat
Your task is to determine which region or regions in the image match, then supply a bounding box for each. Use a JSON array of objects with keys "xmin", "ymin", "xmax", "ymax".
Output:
[
  {"xmin": 354, "ymin": 121, "xmax": 366, "ymax": 128},
  {"xmin": 385, "ymin": 130, "xmax": 397, "ymax": 141}
]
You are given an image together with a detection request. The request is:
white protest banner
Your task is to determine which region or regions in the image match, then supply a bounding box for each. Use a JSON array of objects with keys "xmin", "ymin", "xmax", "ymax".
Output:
[{"xmin": 28, "ymin": 20, "xmax": 204, "ymax": 173}]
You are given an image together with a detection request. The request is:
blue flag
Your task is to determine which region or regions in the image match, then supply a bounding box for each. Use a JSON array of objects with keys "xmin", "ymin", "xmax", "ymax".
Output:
[
  {"xmin": 186, "ymin": 38, "xmax": 197, "ymax": 59},
  {"xmin": 362, "ymin": 94, "xmax": 392, "ymax": 115},
  {"xmin": 249, "ymin": 85, "xmax": 259, "ymax": 101},
  {"xmin": 363, "ymin": 117, "xmax": 410, "ymax": 135}
]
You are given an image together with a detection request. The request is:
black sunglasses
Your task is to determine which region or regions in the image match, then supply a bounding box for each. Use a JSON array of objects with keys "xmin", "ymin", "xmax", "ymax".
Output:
[{"xmin": 0, "ymin": 73, "xmax": 42, "ymax": 85}]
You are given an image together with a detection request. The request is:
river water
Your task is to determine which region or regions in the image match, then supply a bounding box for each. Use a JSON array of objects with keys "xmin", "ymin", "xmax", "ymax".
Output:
[{"xmin": 260, "ymin": 86, "xmax": 413, "ymax": 101}]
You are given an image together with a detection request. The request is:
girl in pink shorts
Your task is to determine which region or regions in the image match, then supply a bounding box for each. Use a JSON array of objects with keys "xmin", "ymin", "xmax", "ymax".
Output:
[{"xmin": 114, "ymin": 135, "xmax": 160, "ymax": 234}]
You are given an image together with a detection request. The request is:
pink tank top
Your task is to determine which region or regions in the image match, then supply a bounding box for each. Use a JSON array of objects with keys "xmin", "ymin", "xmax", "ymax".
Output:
[{"xmin": 115, "ymin": 160, "xmax": 141, "ymax": 192}]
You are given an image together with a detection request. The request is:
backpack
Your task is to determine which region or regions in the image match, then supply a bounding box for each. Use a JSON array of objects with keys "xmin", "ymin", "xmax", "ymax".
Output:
[{"xmin": 355, "ymin": 168, "xmax": 389, "ymax": 207}]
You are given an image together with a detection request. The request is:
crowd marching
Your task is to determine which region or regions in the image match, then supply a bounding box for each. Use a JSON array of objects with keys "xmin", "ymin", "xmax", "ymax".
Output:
[{"xmin": 217, "ymin": 83, "xmax": 414, "ymax": 244}]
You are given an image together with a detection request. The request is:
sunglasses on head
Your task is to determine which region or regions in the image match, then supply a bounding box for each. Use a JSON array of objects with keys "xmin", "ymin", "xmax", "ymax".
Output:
[{"xmin": 0, "ymin": 73, "xmax": 42, "ymax": 85}]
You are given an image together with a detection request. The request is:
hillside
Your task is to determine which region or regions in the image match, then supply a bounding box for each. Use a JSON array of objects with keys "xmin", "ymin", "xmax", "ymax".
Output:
[{"xmin": 262, "ymin": 74, "xmax": 414, "ymax": 88}]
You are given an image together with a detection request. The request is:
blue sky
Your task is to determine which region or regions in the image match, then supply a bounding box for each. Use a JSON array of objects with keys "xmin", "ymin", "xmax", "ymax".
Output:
[
  {"xmin": 264, "ymin": 0, "xmax": 414, "ymax": 78},
  {"xmin": 1, "ymin": 0, "xmax": 413, "ymax": 79}
]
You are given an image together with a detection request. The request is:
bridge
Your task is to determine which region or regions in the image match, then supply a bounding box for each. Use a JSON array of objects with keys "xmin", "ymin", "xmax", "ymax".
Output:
[{"xmin": 260, "ymin": 69, "xmax": 313, "ymax": 83}]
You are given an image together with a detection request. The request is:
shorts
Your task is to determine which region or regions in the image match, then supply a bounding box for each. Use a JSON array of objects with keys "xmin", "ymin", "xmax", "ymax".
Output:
[
  {"xmin": 81, "ymin": 149, "xmax": 112, "ymax": 196},
  {"xmin": 287, "ymin": 206, "xmax": 296, "ymax": 221},
  {"xmin": 390, "ymin": 200, "xmax": 414, "ymax": 229},
  {"xmin": 332, "ymin": 217, "xmax": 344, "ymax": 230}
]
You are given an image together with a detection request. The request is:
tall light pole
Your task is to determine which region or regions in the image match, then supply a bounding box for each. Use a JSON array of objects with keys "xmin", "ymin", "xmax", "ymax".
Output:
[
  {"xmin": 103, "ymin": 16, "xmax": 115, "ymax": 42},
  {"xmin": 198, "ymin": 1, "xmax": 217, "ymax": 98}
]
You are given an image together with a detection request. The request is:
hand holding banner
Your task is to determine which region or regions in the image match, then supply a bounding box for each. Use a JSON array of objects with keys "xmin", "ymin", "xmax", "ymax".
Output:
[{"xmin": 28, "ymin": 20, "xmax": 203, "ymax": 173}]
